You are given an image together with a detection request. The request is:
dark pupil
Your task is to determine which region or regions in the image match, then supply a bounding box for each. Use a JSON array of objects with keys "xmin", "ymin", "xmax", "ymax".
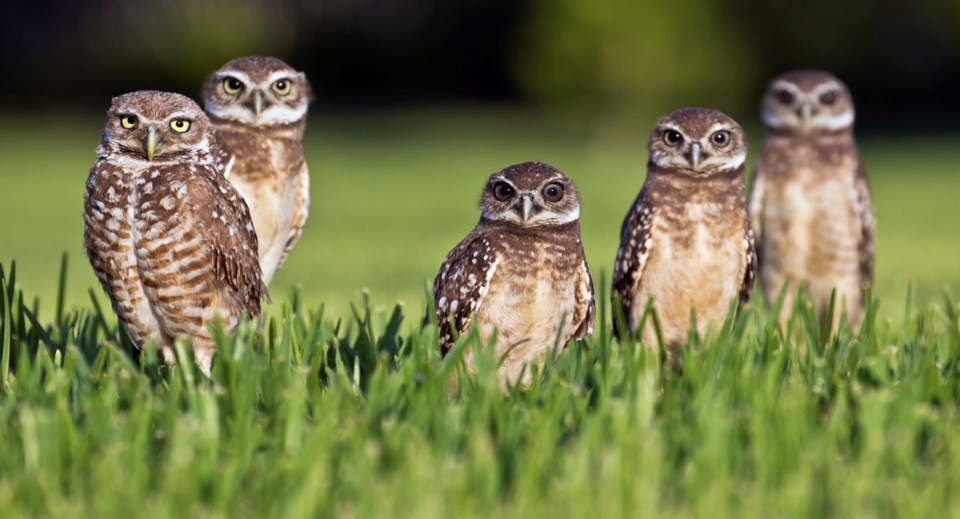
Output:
[
  {"xmin": 496, "ymin": 184, "xmax": 513, "ymax": 198},
  {"xmin": 548, "ymin": 187, "xmax": 558, "ymax": 196},
  {"xmin": 777, "ymin": 90, "xmax": 794, "ymax": 103},
  {"xmin": 820, "ymin": 92, "xmax": 836, "ymax": 104},
  {"xmin": 125, "ymin": 116, "xmax": 135, "ymax": 125},
  {"xmin": 668, "ymin": 131, "xmax": 681, "ymax": 143},
  {"xmin": 229, "ymin": 79, "xmax": 241, "ymax": 90},
  {"xmin": 277, "ymin": 81, "xmax": 286, "ymax": 89},
  {"xmin": 174, "ymin": 121, "xmax": 183, "ymax": 127},
  {"xmin": 714, "ymin": 133, "xmax": 726, "ymax": 144}
]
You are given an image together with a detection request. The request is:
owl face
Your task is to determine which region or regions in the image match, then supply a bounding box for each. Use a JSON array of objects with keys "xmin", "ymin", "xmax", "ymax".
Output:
[
  {"xmin": 101, "ymin": 91, "xmax": 213, "ymax": 163},
  {"xmin": 762, "ymin": 70, "xmax": 854, "ymax": 133},
  {"xmin": 480, "ymin": 161, "xmax": 580, "ymax": 227},
  {"xmin": 648, "ymin": 108, "xmax": 747, "ymax": 175},
  {"xmin": 204, "ymin": 56, "xmax": 312, "ymax": 127}
]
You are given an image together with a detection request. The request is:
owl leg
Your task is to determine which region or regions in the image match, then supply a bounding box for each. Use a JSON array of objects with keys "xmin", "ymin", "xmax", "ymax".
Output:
[{"xmin": 192, "ymin": 341, "xmax": 215, "ymax": 377}]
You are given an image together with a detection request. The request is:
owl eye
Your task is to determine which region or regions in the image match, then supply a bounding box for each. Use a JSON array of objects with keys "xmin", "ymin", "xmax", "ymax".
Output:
[
  {"xmin": 223, "ymin": 77, "xmax": 243, "ymax": 95},
  {"xmin": 170, "ymin": 119, "xmax": 191, "ymax": 133},
  {"xmin": 542, "ymin": 182, "xmax": 564, "ymax": 203},
  {"xmin": 819, "ymin": 91, "xmax": 837, "ymax": 105},
  {"xmin": 663, "ymin": 129, "xmax": 683, "ymax": 147},
  {"xmin": 120, "ymin": 115, "xmax": 139, "ymax": 129},
  {"xmin": 272, "ymin": 79, "xmax": 292, "ymax": 95},
  {"xmin": 493, "ymin": 182, "xmax": 515, "ymax": 201},
  {"xmin": 710, "ymin": 130, "xmax": 731, "ymax": 148},
  {"xmin": 776, "ymin": 90, "xmax": 795, "ymax": 104}
]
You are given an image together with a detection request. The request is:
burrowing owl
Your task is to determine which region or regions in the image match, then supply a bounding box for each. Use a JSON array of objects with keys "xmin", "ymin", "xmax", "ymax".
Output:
[
  {"xmin": 203, "ymin": 56, "xmax": 312, "ymax": 284},
  {"xmin": 750, "ymin": 71, "xmax": 874, "ymax": 330},
  {"xmin": 426, "ymin": 161, "xmax": 595, "ymax": 388},
  {"xmin": 84, "ymin": 91, "xmax": 268, "ymax": 375},
  {"xmin": 613, "ymin": 108, "xmax": 756, "ymax": 353}
]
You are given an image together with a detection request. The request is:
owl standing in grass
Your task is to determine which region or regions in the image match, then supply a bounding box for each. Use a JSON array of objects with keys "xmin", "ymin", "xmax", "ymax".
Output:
[
  {"xmin": 750, "ymin": 71, "xmax": 875, "ymax": 331},
  {"xmin": 203, "ymin": 56, "xmax": 313, "ymax": 285},
  {"xmin": 427, "ymin": 161, "xmax": 595, "ymax": 389},
  {"xmin": 84, "ymin": 91, "xmax": 268, "ymax": 375},
  {"xmin": 613, "ymin": 108, "xmax": 756, "ymax": 354}
]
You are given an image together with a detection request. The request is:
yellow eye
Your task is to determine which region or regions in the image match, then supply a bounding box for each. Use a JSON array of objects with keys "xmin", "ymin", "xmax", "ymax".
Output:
[
  {"xmin": 170, "ymin": 119, "xmax": 191, "ymax": 133},
  {"xmin": 272, "ymin": 79, "xmax": 292, "ymax": 95},
  {"xmin": 223, "ymin": 77, "xmax": 243, "ymax": 95},
  {"xmin": 120, "ymin": 115, "xmax": 138, "ymax": 129}
]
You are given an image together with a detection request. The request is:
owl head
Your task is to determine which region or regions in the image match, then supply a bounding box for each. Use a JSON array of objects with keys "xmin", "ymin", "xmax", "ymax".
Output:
[
  {"xmin": 648, "ymin": 108, "xmax": 747, "ymax": 175},
  {"xmin": 203, "ymin": 56, "xmax": 312, "ymax": 127},
  {"xmin": 762, "ymin": 70, "xmax": 854, "ymax": 133},
  {"xmin": 100, "ymin": 90, "xmax": 214, "ymax": 163},
  {"xmin": 480, "ymin": 161, "xmax": 581, "ymax": 227}
]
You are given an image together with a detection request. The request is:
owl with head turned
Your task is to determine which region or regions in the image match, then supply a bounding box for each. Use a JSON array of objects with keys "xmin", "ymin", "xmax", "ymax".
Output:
[
  {"xmin": 83, "ymin": 91, "xmax": 268, "ymax": 375},
  {"xmin": 426, "ymin": 161, "xmax": 596, "ymax": 390},
  {"xmin": 750, "ymin": 70, "xmax": 874, "ymax": 332},
  {"xmin": 612, "ymin": 108, "xmax": 756, "ymax": 355},
  {"xmin": 203, "ymin": 56, "xmax": 313, "ymax": 285}
]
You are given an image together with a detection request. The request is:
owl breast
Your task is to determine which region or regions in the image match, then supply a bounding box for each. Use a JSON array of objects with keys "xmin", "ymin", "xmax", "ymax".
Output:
[
  {"xmin": 470, "ymin": 236, "xmax": 582, "ymax": 386},
  {"xmin": 219, "ymin": 129, "xmax": 305, "ymax": 282},
  {"xmin": 760, "ymin": 148, "xmax": 862, "ymax": 308},
  {"xmin": 633, "ymin": 199, "xmax": 747, "ymax": 348}
]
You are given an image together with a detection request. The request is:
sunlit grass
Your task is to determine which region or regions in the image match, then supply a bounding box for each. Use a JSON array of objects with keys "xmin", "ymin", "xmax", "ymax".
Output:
[{"xmin": 2, "ymin": 256, "xmax": 960, "ymax": 517}]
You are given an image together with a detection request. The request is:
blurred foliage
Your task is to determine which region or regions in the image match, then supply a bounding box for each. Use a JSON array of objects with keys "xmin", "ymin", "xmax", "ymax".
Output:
[
  {"xmin": 514, "ymin": 0, "xmax": 755, "ymax": 116},
  {"xmin": 514, "ymin": 0, "xmax": 960, "ymax": 119},
  {"xmin": 3, "ymin": 0, "xmax": 960, "ymax": 122}
]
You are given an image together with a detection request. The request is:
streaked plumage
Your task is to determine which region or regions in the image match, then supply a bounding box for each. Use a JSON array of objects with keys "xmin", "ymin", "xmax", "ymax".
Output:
[
  {"xmin": 204, "ymin": 56, "xmax": 312, "ymax": 284},
  {"xmin": 84, "ymin": 91, "xmax": 267, "ymax": 375},
  {"xmin": 613, "ymin": 108, "xmax": 756, "ymax": 354},
  {"xmin": 750, "ymin": 70, "xmax": 875, "ymax": 330},
  {"xmin": 427, "ymin": 161, "xmax": 595, "ymax": 388}
]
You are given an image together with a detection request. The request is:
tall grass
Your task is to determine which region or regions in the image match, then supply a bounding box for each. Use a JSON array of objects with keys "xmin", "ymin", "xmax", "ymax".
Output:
[{"xmin": 1, "ymin": 256, "xmax": 959, "ymax": 517}]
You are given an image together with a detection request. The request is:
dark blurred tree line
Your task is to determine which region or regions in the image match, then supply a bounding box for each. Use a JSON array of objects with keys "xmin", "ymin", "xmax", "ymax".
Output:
[{"xmin": 1, "ymin": 0, "xmax": 958, "ymax": 126}]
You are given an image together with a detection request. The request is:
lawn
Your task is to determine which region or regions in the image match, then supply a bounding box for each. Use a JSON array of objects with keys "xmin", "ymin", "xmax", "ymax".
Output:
[{"xmin": 0, "ymin": 108, "xmax": 959, "ymax": 517}]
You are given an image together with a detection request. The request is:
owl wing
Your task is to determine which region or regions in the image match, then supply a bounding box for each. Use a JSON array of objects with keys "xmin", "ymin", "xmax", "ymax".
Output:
[
  {"xmin": 739, "ymin": 212, "xmax": 758, "ymax": 308},
  {"xmin": 853, "ymin": 163, "xmax": 876, "ymax": 289},
  {"xmin": 189, "ymin": 165, "xmax": 270, "ymax": 316},
  {"xmin": 425, "ymin": 230, "xmax": 500, "ymax": 353},
  {"xmin": 572, "ymin": 252, "xmax": 596, "ymax": 339},
  {"xmin": 612, "ymin": 187, "xmax": 655, "ymax": 332},
  {"xmin": 747, "ymin": 165, "xmax": 766, "ymax": 267},
  {"xmin": 276, "ymin": 160, "xmax": 310, "ymax": 271}
]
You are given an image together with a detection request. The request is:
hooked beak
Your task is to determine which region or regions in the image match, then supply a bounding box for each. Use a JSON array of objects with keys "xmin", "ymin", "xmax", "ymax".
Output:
[
  {"xmin": 522, "ymin": 195, "xmax": 533, "ymax": 223},
  {"xmin": 146, "ymin": 127, "xmax": 158, "ymax": 161},
  {"xmin": 254, "ymin": 92, "xmax": 263, "ymax": 118},
  {"xmin": 800, "ymin": 102, "xmax": 813, "ymax": 122},
  {"xmin": 690, "ymin": 143, "xmax": 702, "ymax": 170}
]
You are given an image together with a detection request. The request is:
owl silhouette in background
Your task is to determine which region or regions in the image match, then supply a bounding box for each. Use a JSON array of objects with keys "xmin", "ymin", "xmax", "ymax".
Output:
[
  {"xmin": 84, "ymin": 91, "xmax": 268, "ymax": 375},
  {"xmin": 427, "ymin": 161, "xmax": 595, "ymax": 389},
  {"xmin": 750, "ymin": 70, "xmax": 874, "ymax": 331},
  {"xmin": 204, "ymin": 56, "xmax": 313, "ymax": 285}
]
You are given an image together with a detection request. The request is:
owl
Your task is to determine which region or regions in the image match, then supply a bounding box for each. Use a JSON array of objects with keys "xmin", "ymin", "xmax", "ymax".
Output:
[
  {"xmin": 203, "ymin": 56, "xmax": 313, "ymax": 285},
  {"xmin": 83, "ymin": 91, "xmax": 268, "ymax": 375},
  {"xmin": 426, "ymin": 161, "xmax": 596, "ymax": 389},
  {"xmin": 749, "ymin": 70, "xmax": 874, "ymax": 331},
  {"xmin": 612, "ymin": 108, "xmax": 756, "ymax": 354}
]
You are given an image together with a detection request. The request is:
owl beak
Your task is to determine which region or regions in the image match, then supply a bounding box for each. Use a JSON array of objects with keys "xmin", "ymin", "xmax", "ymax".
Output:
[
  {"xmin": 146, "ymin": 127, "xmax": 158, "ymax": 161},
  {"xmin": 800, "ymin": 102, "xmax": 813, "ymax": 122},
  {"xmin": 254, "ymin": 92, "xmax": 263, "ymax": 118},
  {"xmin": 522, "ymin": 195, "xmax": 533, "ymax": 223},
  {"xmin": 689, "ymin": 143, "xmax": 702, "ymax": 170}
]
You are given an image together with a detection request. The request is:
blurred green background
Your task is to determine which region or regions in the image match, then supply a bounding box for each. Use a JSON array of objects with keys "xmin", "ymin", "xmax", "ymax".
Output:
[{"xmin": 0, "ymin": 0, "xmax": 958, "ymax": 320}]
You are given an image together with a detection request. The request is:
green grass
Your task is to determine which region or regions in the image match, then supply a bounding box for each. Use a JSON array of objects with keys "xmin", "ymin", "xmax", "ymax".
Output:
[
  {"xmin": 1, "ymin": 109, "xmax": 960, "ymax": 516},
  {"xmin": 2, "ymin": 255, "xmax": 960, "ymax": 517}
]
